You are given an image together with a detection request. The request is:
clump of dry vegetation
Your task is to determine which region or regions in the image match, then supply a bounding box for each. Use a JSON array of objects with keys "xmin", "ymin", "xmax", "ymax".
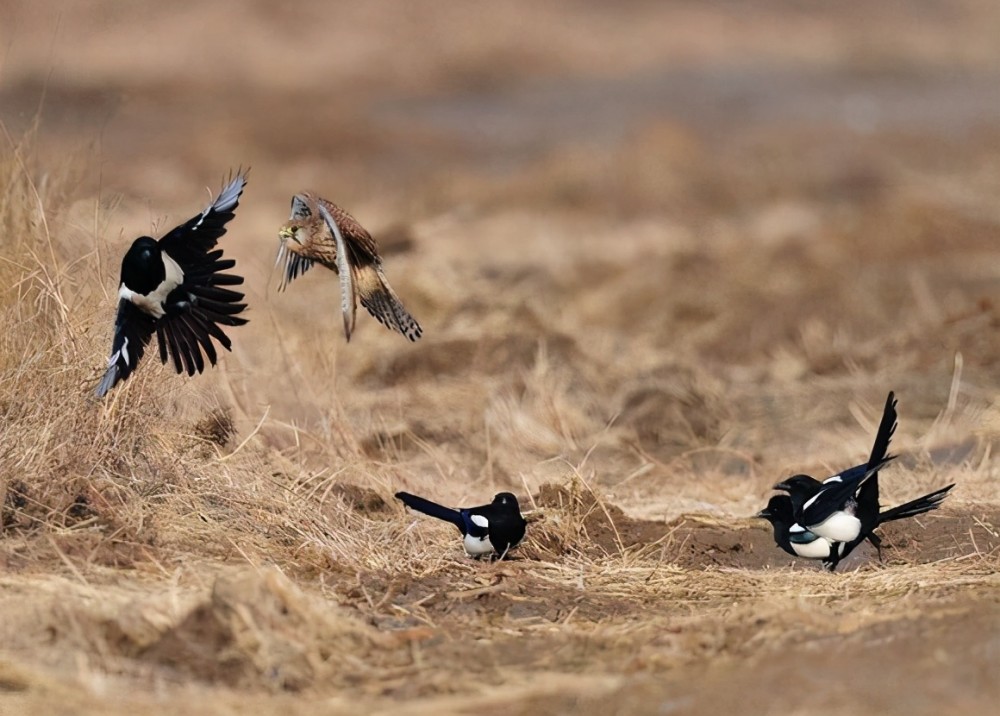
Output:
[{"xmin": 4, "ymin": 0, "xmax": 1000, "ymax": 704}]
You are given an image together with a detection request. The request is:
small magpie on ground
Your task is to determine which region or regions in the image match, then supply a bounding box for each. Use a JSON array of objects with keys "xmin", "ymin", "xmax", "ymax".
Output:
[
  {"xmin": 96, "ymin": 170, "xmax": 249, "ymax": 397},
  {"xmin": 395, "ymin": 491, "xmax": 527, "ymax": 559}
]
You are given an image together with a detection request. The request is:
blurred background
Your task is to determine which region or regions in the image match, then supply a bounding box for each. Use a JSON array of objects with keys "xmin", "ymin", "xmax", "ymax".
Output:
[{"xmin": 3, "ymin": 0, "xmax": 1000, "ymax": 515}]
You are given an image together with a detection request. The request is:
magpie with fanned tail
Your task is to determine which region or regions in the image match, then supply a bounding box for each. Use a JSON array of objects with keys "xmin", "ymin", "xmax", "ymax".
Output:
[
  {"xmin": 775, "ymin": 391, "xmax": 900, "ymax": 546},
  {"xmin": 757, "ymin": 391, "xmax": 955, "ymax": 570},
  {"xmin": 395, "ymin": 491, "xmax": 527, "ymax": 559},
  {"xmin": 96, "ymin": 170, "xmax": 249, "ymax": 397}
]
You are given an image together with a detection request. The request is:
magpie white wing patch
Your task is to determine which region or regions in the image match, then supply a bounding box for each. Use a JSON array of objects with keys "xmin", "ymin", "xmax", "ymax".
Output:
[
  {"xmin": 193, "ymin": 173, "xmax": 246, "ymax": 230},
  {"xmin": 95, "ymin": 299, "xmax": 157, "ymax": 398},
  {"xmin": 470, "ymin": 514, "xmax": 489, "ymax": 529},
  {"xmin": 802, "ymin": 492, "xmax": 822, "ymax": 511}
]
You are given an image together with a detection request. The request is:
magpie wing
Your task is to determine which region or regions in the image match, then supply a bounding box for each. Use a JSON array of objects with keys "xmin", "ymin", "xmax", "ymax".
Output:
[
  {"xmin": 823, "ymin": 461, "xmax": 870, "ymax": 485},
  {"xmin": 158, "ymin": 170, "xmax": 248, "ymax": 268},
  {"xmin": 95, "ymin": 299, "xmax": 157, "ymax": 397},
  {"xmin": 801, "ymin": 458, "xmax": 891, "ymax": 526},
  {"xmin": 460, "ymin": 509, "xmax": 490, "ymax": 539}
]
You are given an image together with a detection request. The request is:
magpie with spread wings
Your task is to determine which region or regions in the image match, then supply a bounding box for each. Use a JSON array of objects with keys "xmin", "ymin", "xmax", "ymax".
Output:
[{"xmin": 95, "ymin": 170, "xmax": 249, "ymax": 398}]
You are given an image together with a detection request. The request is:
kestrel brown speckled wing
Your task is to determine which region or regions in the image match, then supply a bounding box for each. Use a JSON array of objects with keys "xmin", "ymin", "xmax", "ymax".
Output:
[{"xmin": 310, "ymin": 194, "xmax": 381, "ymax": 261}]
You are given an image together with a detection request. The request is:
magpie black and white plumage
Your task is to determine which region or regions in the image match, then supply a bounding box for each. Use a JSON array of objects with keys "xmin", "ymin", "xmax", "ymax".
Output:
[
  {"xmin": 95, "ymin": 170, "xmax": 249, "ymax": 398},
  {"xmin": 395, "ymin": 491, "xmax": 527, "ymax": 559},
  {"xmin": 758, "ymin": 482, "xmax": 955, "ymax": 570},
  {"xmin": 758, "ymin": 391, "xmax": 956, "ymax": 570},
  {"xmin": 774, "ymin": 392, "xmax": 900, "ymax": 546},
  {"xmin": 757, "ymin": 495, "xmax": 836, "ymax": 561}
]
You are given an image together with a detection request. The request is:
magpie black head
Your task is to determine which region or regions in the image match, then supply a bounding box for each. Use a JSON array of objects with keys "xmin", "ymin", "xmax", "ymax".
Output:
[
  {"xmin": 756, "ymin": 495, "xmax": 794, "ymax": 524},
  {"xmin": 492, "ymin": 492, "xmax": 520, "ymax": 510},
  {"xmin": 773, "ymin": 474, "xmax": 822, "ymax": 494},
  {"xmin": 121, "ymin": 236, "xmax": 165, "ymax": 294}
]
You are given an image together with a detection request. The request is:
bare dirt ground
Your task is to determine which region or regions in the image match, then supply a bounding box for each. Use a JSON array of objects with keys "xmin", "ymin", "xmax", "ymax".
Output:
[{"xmin": 1, "ymin": 1, "xmax": 1000, "ymax": 714}]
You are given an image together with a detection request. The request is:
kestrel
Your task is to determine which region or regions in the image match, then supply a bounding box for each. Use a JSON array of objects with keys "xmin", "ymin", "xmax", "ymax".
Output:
[
  {"xmin": 96, "ymin": 170, "xmax": 249, "ymax": 397},
  {"xmin": 275, "ymin": 193, "xmax": 422, "ymax": 342}
]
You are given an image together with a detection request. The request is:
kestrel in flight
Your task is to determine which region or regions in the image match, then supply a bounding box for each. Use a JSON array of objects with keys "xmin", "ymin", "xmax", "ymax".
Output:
[
  {"xmin": 275, "ymin": 193, "xmax": 422, "ymax": 342},
  {"xmin": 96, "ymin": 170, "xmax": 249, "ymax": 397}
]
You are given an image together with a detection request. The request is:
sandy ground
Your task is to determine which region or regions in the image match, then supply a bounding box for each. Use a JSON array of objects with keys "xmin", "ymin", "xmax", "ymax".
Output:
[{"xmin": 1, "ymin": 1, "xmax": 1000, "ymax": 714}]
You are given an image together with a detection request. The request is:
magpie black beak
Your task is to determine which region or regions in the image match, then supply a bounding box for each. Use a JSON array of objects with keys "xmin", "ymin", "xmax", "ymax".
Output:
[
  {"xmin": 756, "ymin": 508, "xmax": 771, "ymax": 519},
  {"xmin": 773, "ymin": 481, "xmax": 792, "ymax": 491}
]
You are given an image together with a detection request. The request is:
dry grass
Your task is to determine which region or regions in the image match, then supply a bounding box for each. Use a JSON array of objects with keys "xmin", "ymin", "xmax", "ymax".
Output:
[
  {"xmin": 2, "ymin": 113, "xmax": 1000, "ymax": 714},
  {"xmin": 3, "ymin": 2, "xmax": 1000, "ymax": 714}
]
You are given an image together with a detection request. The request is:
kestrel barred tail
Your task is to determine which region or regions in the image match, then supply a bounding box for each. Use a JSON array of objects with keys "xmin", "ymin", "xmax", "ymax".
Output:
[
  {"xmin": 96, "ymin": 170, "xmax": 249, "ymax": 398},
  {"xmin": 275, "ymin": 193, "xmax": 422, "ymax": 342}
]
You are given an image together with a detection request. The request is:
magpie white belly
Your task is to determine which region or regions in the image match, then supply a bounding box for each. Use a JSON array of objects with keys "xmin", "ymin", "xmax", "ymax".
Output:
[
  {"xmin": 119, "ymin": 253, "xmax": 185, "ymax": 318},
  {"xmin": 811, "ymin": 512, "xmax": 862, "ymax": 542},
  {"xmin": 791, "ymin": 537, "xmax": 833, "ymax": 559},
  {"xmin": 463, "ymin": 532, "xmax": 495, "ymax": 556}
]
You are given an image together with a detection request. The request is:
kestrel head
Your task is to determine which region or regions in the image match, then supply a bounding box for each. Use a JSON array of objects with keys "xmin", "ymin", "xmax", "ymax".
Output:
[{"xmin": 278, "ymin": 221, "xmax": 306, "ymax": 244}]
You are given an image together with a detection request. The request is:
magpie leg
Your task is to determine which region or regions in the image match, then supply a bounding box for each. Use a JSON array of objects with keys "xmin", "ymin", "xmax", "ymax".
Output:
[{"xmin": 868, "ymin": 532, "xmax": 884, "ymax": 563}]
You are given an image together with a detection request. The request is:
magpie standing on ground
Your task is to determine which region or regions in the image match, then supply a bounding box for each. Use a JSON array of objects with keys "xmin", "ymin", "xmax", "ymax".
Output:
[
  {"xmin": 395, "ymin": 491, "xmax": 527, "ymax": 559},
  {"xmin": 757, "ymin": 391, "xmax": 956, "ymax": 570},
  {"xmin": 96, "ymin": 170, "xmax": 249, "ymax": 397},
  {"xmin": 775, "ymin": 392, "xmax": 900, "ymax": 545},
  {"xmin": 757, "ymin": 479, "xmax": 954, "ymax": 570}
]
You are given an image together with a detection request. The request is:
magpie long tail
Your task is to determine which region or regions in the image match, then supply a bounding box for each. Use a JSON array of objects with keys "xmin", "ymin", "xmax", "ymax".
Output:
[
  {"xmin": 395, "ymin": 492, "xmax": 465, "ymax": 532},
  {"xmin": 867, "ymin": 391, "xmax": 898, "ymax": 469},
  {"xmin": 878, "ymin": 484, "xmax": 955, "ymax": 524}
]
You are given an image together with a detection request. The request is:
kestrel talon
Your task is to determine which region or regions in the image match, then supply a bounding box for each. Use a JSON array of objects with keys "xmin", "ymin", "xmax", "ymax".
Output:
[{"xmin": 275, "ymin": 193, "xmax": 422, "ymax": 342}]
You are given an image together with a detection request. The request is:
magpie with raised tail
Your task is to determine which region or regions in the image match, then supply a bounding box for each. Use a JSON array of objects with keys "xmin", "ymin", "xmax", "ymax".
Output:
[
  {"xmin": 758, "ymin": 481, "xmax": 955, "ymax": 570},
  {"xmin": 395, "ymin": 491, "xmax": 527, "ymax": 559},
  {"xmin": 774, "ymin": 391, "xmax": 899, "ymax": 545},
  {"xmin": 758, "ymin": 391, "xmax": 956, "ymax": 570},
  {"xmin": 96, "ymin": 170, "xmax": 249, "ymax": 398}
]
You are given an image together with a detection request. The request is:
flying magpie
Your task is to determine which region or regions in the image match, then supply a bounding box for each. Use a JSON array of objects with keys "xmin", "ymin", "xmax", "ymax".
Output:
[
  {"xmin": 96, "ymin": 170, "xmax": 249, "ymax": 397},
  {"xmin": 774, "ymin": 391, "xmax": 899, "ymax": 544},
  {"xmin": 395, "ymin": 491, "xmax": 527, "ymax": 559}
]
